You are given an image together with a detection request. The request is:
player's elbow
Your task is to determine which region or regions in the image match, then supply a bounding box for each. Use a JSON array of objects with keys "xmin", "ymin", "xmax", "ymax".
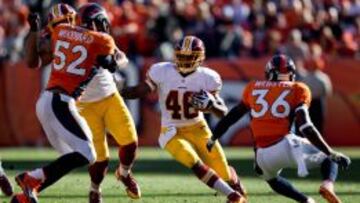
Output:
[{"xmin": 25, "ymin": 57, "xmax": 40, "ymax": 69}]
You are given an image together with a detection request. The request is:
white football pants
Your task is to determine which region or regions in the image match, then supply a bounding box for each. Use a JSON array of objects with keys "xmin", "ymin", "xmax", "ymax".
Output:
[
  {"xmin": 256, "ymin": 134, "xmax": 327, "ymax": 180},
  {"xmin": 36, "ymin": 91, "xmax": 96, "ymax": 164}
]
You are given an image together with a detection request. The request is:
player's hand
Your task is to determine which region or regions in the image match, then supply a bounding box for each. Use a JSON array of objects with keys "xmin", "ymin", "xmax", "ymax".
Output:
[
  {"xmin": 206, "ymin": 137, "xmax": 216, "ymax": 152},
  {"xmin": 191, "ymin": 90, "xmax": 214, "ymax": 111},
  {"xmin": 27, "ymin": 13, "xmax": 41, "ymax": 32},
  {"xmin": 329, "ymin": 151, "xmax": 351, "ymax": 170}
]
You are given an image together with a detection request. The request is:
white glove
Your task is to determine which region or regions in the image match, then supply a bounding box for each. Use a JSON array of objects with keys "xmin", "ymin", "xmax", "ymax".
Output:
[{"xmin": 191, "ymin": 90, "xmax": 215, "ymax": 110}]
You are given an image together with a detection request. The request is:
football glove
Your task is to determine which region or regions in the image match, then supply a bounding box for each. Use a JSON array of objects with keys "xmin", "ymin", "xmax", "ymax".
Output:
[
  {"xmin": 191, "ymin": 90, "xmax": 215, "ymax": 110},
  {"xmin": 206, "ymin": 137, "xmax": 216, "ymax": 152},
  {"xmin": 329, "ymin": 151, "xmax": 351, "ymax": 170},
  {"xmin": 27, "ymin": 13, "xmax": 41, "ymax": 32}
]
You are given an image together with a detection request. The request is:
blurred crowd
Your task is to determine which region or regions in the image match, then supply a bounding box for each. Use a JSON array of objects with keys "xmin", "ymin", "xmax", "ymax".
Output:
[{"xmin": 0, "ymin": 0, "xmax": 360, "ymax": 64}]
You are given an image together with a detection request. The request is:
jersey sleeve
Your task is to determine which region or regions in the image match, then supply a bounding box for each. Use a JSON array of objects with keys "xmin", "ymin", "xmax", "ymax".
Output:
[
  {"xmin": 241, "ymin": 82, "xmax": 254, "ymax": 108},
  {"xmin": 294, "ymin": 82, "xmax": 312, "ymax": 107},
  {"xmin": 146, "ymin": 64, "xmax": 163, "ymax": 91},
  {"xmin": 205, "ymin": 69, "xmax": 222, "ymax": 93},
  {"xmin": 97, "ymin": 34, "xmax": 116, "ymax": 55}
]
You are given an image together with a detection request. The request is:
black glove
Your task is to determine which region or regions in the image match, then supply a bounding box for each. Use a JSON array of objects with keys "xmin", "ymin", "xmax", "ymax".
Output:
[
  {"xmin": 27, "ymin": 13, "xmax": 41, "ymax": 32},
  {"xmin": 97, "ymin": 54, "xmax": 116, "ymax": 73},
  {"xmin": 206, "ymin": 137, "xmax": 216, "ymax": 152},
  {"xmin": 329, "ymin": 151, "xmax": 351, "ymax": 170}
]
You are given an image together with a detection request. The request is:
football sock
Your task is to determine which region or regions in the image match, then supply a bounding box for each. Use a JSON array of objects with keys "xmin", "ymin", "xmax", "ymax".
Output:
[
  {"xmin": 321, "ymin": 157, "xmax": 338, "ymax": 182},
  {"xmin": 88, "ymin": 160, "xmax": 109, "ymax": 191},
  {"xmin": 119, "ymin": 142, "xmax": 137, "ymax": 177},
  {"xmin": 28, "ymin": 168, "xmax": 45, "ymax": 182},
  {"xmin": 192, "ymin": 162, "xmax": 234, "ymax": 196},
  {"xmin": 0, "ymin": 161, "xmax": 4, "ymax": 176},
  {"xmin": 267, "ymin": 176, "xmax": 308, "ymax": 202},
  {"xmin": 38, "ymin": 152, "xmax": 89, "ymax": 192}
]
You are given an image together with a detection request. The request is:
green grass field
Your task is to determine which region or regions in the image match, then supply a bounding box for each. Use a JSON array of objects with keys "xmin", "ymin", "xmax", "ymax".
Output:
[{"xmin": 0, "ymin": 147, "xmax": 359, "ymax": 203}]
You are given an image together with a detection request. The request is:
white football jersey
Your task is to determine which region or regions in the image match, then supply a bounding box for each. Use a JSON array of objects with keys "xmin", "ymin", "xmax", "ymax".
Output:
[
  {"xmin": 147, "ymin": 62, "xmax": 222, "ymax": 127},
  {"xmin": 79, "ymin": 68, "xmax": 117, "ymax": 102}
]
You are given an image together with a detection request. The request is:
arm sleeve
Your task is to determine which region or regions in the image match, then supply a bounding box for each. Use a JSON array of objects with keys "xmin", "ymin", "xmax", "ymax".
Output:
[
  {"xmin": 241, "ymin": 82, "xmax": 253, "ymax": 108},
  {"xmin": 145, "ymin": 64, "xmax": 163, "ymax": 91},
  {"xmin": 295, "ymin": 82, "xmax": 312, "ymax": 107},
  {"xmin": 206, "ymin": 70, "xmax": 222, "ymax": 93}
]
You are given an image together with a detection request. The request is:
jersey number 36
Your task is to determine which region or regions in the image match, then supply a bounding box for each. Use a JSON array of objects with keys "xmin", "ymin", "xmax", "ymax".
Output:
[{"xmin": 251, "ymin": 89, "xmax": 291, "ymax": 118}]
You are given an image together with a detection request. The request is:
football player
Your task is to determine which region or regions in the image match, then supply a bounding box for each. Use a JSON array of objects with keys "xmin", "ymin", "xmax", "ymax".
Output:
[
  {"xmin": 121, "ymin": 36, "xmax": 246, "ymax": 203},
  {"xmin": 76, "ymin": 4, "xmax": 140, "ymax": 202},
  {"xmin": 11, "ymin": 3, "xmax": 124, "ymax": 203},
  {"xmin": 207, "ymin": 54, "xmax": 351, "ymax": 203},
  {"xmin": 0, "ymin": 160, "xmax": 13, "ymax": 196},
  {"xmin": 24, "ymin": 3, "xmax": 140, "ymax": 203}
]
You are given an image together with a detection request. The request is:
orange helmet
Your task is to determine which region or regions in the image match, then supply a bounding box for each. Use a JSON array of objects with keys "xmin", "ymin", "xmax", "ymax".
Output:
[
  {"xmin": 174, "ymin": 36, "xmax": 205, "ymax": 74},
  {"xmin": 47, "ymin": 3, "xmax": 76, "ymax": 31}
]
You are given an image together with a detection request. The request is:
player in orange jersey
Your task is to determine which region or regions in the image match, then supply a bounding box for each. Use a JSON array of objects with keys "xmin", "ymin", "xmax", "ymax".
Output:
[
  {"xmin": 23, "ymin": 3, "xmax": 141, "ymax": 203},
  {"xmin": 11, "ymin": 3, "xmax": 123, "ymax": 203},
  {"xmin": 207, "ymin": 54, "xmax": 351, "ymax": 203}
]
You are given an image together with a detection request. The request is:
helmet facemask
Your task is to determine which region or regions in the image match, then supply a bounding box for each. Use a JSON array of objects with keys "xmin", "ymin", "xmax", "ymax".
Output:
[{"xmin": 174, "ymin": 50, "xmax": 204, "ymax": 74}]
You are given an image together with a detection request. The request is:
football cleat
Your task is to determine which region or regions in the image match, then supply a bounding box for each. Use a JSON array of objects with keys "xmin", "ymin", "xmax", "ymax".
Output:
[
  {"xmin": 10, "ymin": 193, "xmax": 29, "ymax": 203},
  {"xmin": 319, "ymin": 181, "xmax": 342, "ymax": 203},
  {"xmin": 89, "ymin": 190, "xmax": 102, "ymax": 203},
  {"xmin": 115, "ymin": 169, "xmax": 141, "ymax": 199},
  {"xmin": 15, "ymin": 172, "xmax": 41, "ymax": 203},
  {"xmin": 228, "ymin": 166, "xmax": 248, "ymax": 199},
  {"xmin": 227, "ymin": 192, "xmax": 247, "ymax": 203},
  {"xmin": 0, "ymin": 174, "xmax": 13, "ymax": 196}
]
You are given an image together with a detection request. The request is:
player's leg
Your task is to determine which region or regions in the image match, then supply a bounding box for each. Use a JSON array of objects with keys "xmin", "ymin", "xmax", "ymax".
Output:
[
  {"xmin": 164, "ymin": 136, "xmax": 245, "ymax": 202},
  {"xmin": 78, "ymin": 101, "xmax": 108, "ymax": 203},
  {"xmin": 103, "ymin": 93, "xmax": 140, "ymax": 199},
  {"xmin": 15, "ymin": 92, "xmax": 96, "ymax": 203},
  {"xmin": 256, "ymin": 138, "xmax": 311, "ymax": 202},
  {"xmin": 301, "ymin": 141, "xmax": 341, "ymax": 203},
  {"xmin": 0, "ymin": 160, "xmax": 13, "ymax": 196},
  {"xmin": 188, "ymin": 123, "xmax": 247, "ymax": 197}
]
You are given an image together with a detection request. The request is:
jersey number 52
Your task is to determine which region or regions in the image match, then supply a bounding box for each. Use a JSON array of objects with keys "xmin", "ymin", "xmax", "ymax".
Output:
[{"xmin": 53, "ymin": 40, "xmax": 88, "ymax": 76}]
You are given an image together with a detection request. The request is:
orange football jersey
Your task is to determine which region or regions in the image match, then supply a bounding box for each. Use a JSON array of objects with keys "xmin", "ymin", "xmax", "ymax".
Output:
[
  {"xmin": 47, "ymin": 24, "xmax": 116, "ymax": 97},
  {"xmin": 242, "ymin": 80, "xmax": 311, "ymax": 148}
]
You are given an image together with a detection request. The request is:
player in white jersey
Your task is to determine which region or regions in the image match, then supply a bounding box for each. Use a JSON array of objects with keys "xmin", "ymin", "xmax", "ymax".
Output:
[
  {"xmin": 23, "ymin": 4, "xmax": 140, "ymax": 203},
  {"xmin": 122, "ymin": 36, "xmax": 246, "ymax": 203}
]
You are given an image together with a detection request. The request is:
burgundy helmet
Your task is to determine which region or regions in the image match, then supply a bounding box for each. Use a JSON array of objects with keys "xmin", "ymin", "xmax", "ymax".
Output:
[
  {"xmin": 174, "ymin": 36, "xmax": 205, "ymax": 74},
  {"xmin": 47, "ymin": 3, "xmax": 76, "ymax": 31},
  {"xmin": 265, "ymin": 54, "xmax": 296, "ymax": 81},
  {"xmin": 78, "ymin": 3, "xmax": 110, "ymax": 33}
]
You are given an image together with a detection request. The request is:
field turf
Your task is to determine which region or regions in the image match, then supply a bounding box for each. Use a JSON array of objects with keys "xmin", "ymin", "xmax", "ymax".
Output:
[{"xmin": 0, "ymin": 147, "xmax": 359, "ymax": 203}]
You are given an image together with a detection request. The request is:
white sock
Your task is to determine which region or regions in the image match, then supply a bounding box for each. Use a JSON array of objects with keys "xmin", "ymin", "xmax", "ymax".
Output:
[
  {"xmin": 29, "ymin": 168, "xmax": 45, "ymax": 181},
  {"xmin": 90, "ymin": 182, "xmax": 101, "ymax": 193},
  {"xmin": 119, "ymin": 165, "xmax": 130, "ymax": 177},
  {"xmin": 0, "ymin": 161, "xmax": 4, "ymax": 176},
  {"xmin": 213, "ymin": 179, "xmax": 234, "ymax": 196}
]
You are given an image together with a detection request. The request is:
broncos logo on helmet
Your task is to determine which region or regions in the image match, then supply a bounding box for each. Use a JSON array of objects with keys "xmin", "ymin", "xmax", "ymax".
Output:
[
  {"xmin": 47, "ymin": 3, "xmax": 76, "ymax": 31},
  {"xmin": 78, "ymin": 3, "xmax": 110, "ymax": 33},
  {"xmin": 174, "ymin": 36, "xmax": 205, "ymax": 74},
  {"xmin": 265, "ymin": 54, "xmax": 296, "ymax": 81}
]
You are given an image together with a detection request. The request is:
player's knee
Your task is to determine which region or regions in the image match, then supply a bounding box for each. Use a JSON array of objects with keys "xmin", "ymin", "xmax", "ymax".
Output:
[{"xmin": 80, "ymin": 146, "xmax": 97, "ymax": 165}]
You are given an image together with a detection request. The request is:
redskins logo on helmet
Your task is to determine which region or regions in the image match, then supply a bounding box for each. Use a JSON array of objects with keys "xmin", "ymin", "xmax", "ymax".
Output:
[
  {"xmin": 174, "ymin": 36, "xmax": 205, "ymax": 74},
  {"xmin": 265, "ymin": 54, "xmax": 296, "ymax": 81},
  {"xmin": 78, "ymin": 3, "xmax": 110, "ymax": 33},
  {"xmin": 47, "ymin": 3, "xmax": 76, "ymax": 31}
]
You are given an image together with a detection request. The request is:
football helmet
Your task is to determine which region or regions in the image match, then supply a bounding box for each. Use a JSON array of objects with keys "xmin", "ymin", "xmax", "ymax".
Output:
[
  {"xmin": 174, "ymin": 36, "xmax": 205, "ymax": 74},
  {"xmin": 78, "ymin": 3, "xmax": 110, "ymax": 33},
  {"xmin": 265, "ymin": 54, "xmax": 296, "ymax": 81},
  {"xmin": 47, "ymin": 3, "xmax": 76, "ymax": 31}
]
